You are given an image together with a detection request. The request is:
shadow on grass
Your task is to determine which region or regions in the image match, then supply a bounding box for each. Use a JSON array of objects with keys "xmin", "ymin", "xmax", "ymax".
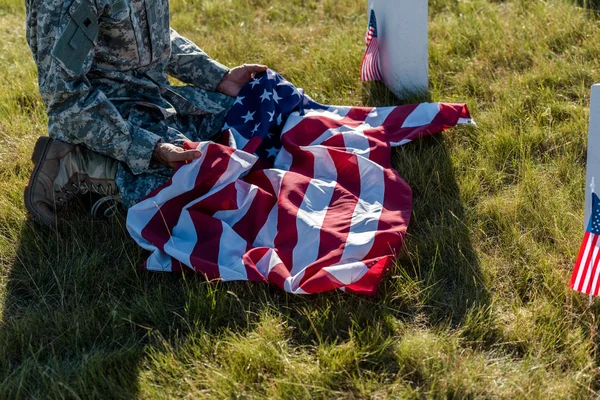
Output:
[
  {"xmin": 362, "ymin": 81, "xmax": 490, "ymax": 325},
  {"xmin": 0, "ymin": 84, "xmax": 488, "ymax": 397},
  {"xmin": 0, "ymin": 209, "xmax": 150, "ymax": 398},
  {"xmin": 573, "ymin": 0, "xmax": 600, "ymax": 12}
]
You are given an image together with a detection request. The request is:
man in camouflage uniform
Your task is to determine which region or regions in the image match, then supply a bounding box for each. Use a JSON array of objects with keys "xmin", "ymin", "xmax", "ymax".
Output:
[{"xmin": 24, "ymin": 0, "xmax": 266, "ymax": 224}]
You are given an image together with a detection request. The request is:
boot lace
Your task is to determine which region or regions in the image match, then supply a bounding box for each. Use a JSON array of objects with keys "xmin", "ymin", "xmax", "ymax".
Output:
[
  {"xmin": 56, "ymin": 180, "xmax": 120, "ymax": 218},
  {"xmin": 91, "ymin": 195, "xmax": 120, "ymax": 218}
]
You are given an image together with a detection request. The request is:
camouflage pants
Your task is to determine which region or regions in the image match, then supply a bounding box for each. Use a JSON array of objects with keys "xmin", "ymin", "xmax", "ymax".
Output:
[{"xmin": 115, "ymin": 103, "xmax": 233, "ymax": 208}]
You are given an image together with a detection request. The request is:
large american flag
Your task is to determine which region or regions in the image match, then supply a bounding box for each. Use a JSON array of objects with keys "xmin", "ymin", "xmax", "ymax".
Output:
[
  {"xmin": 361, "ymin": 10, "xmax": 383, "ymax": 82},
  {"xmin": 126, "ymin": 71, "xmax": 472, "ymax": 295},
  {"xmin": 571, "ymin": 191, "xmax": 600, "ymax": 296}
]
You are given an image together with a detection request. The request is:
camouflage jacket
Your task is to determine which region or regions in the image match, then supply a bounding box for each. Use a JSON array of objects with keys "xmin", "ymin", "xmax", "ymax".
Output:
[{"xmin": 26, "ymin": 0, "xmax": 233, "ymax": 174}]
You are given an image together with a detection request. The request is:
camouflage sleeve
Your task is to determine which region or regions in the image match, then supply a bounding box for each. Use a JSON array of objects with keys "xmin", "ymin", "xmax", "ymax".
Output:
[
  {"xmin": 165, "ymin": 29, "xmax": 230, "ymax": 92},
  {"xmin": 27, "ymin": 0, "xmax": 161, "ymax": 175}
]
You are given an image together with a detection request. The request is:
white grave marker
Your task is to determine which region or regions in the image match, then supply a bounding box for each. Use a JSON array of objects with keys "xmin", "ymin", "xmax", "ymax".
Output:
[
  {"xmin": 367, "ymin": 0, "xmax": 429, "ymax": 98},
  {"xmin": 585, "ymin": 84, "xmax": 600, "ymax": 225}
]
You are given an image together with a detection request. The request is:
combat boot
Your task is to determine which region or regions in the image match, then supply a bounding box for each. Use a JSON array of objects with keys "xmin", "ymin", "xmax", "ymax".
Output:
[{"xmin": 24, "ymin": 136, "xmax": 120, "ymax": 226}]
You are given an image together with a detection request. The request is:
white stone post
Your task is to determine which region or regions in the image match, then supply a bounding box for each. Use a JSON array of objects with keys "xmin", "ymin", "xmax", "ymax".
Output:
[
  {"xmin": 585, "ymin": 84, "xmax": 600, "ymax": 225},
  {"xmin": 367, "ymin": 0, "xmax": 429, "ymax": 98}
]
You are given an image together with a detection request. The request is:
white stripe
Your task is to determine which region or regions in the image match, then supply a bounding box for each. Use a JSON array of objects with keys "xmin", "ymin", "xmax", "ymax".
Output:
[
  {"xmin": 291, "ymin": 148, "xmax": 337, "ymax": 274},
  {"xmin": 284, "ymin": 276, "xmax": 308, "ymax": 294},
  {"xmin": 309, "ymin": 123, "xmax": 367, "ymax": 148},
  {"xmin": 254, "ymin": 248, "xmax": 283, "ymax": 277},
  {"xmin": 213, "ymin": 180, "xmax": 258, "ymax": 227},
  {"xmin": 324, "ymin": 106, "xmax": 351, "ymax": 118},
  {"xmin": 322, "ymin": 261, "xmax": 369, "ymax": 285},
  {"xmin": 275, "ymin": 146, "xmax": 293, "ymax": 170},
  {"xmin": 589, "ymin": 243, "xmax": 600, "ymax": 295},
  {"xmin": 145, "ymin": 250, "xmax": 174, "ymax": 272},
  {"xmin": 164, "ymin": 154, "xmax": 237, "ymax": 271},
  {"xmin": 341, "ymin": 129, "xmax": 371, "ymax": 159},
  {"xmin": 401, "ymin": 103, "xmax": 441, "ymax": 128},
  {"xmin": 162, "ymin": 206, "xmax": 197, "ymax": 272},
  {"xmin": 390, "ymin": 139, "xmax": 412, "ymax": 146},
  {"xmin": 364, "ymin": 107, "xmax": 395, "ymax": 127},
  {"xmin": 126, "ymin": 142, "xmax": 210, "ymax": 247},
  {"xmin": 308, "ymin": 127, "xmax": 338, "ymax": 146},
  {"xmin": 340, "ymin": 155, "xmax": 384, "ymax": 263},
  {"xmin": 252, "ymin": 247, "xmax": 309, "ymax": 294},
  {"xmin": 217, "ymin": 221, "xmax": 248, "ymax": 281},
  {"xmin": 253, "ymin": 169, "xmax": 286, "ymax": 248},
  {"xmin": 280, "ymin": 111, "xmax": 304, "ymax": 134},
  {"xmin": 228, "ymin": 127, "xmax": 249, "ymax": 150},
  {"xmin": 279, "ymin": 108, "xmax": 350, "ymax": 138},
  {"xmin": 581, "ymin": 242, "xmax": 599, "ymax": 293},
  {"xmin": 159, "ymin": 147, "xmax": 256, "ymax": 273},
  {"xmin": 574, "ymin": 234, "xmax": 594, "ymax": 290},
  {"xmin": 254, "ymin": 249, "xmax": 273, "ymax": 278}
]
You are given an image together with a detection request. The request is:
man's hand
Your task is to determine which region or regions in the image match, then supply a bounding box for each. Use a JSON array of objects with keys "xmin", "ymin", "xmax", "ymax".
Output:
[
  {"xmin": 152, "ymin": 142, "xmax": 202, "ymax": 169},
  {"xmin": 216, "ymin": 64, "xmax": 268, "ymax": 97}
]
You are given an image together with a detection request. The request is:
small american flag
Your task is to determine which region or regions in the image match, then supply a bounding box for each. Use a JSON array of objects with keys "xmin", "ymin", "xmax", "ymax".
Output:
[
  {"xmin": 571, "ymin": 191, "xmax": 600, "ymax": 296},
  {"xmin": 127, "ymin": 71, "xmax": 472, "ymax": 296},
  {"xmin": 361, "ymin": 10, "xmax": 383, "ymax": 82}
]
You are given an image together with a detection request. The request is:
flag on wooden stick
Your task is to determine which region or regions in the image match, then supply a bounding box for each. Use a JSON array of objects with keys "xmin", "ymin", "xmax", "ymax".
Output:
[
  {"xmin": 361, "ymin": 10, "xmax": 383, "ymax": 82},
  {"xmin": 570, "ymin": 186, "xmax": 600, "ymax": 296}
]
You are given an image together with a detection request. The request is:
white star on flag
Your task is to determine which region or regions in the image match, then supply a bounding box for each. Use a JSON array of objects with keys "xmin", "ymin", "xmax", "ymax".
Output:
[
  {"xmin": 260, "ymin": 89, "xmax": 272, "ymax": 102},
  {"xmin": 267, "ymin": 111, "xmax": 275, "ymax": 122},
  {"xmin": 251, "ymin": 123, "xmax": 261, "ymax": 134},
  {"xmin": 127, "ymin": 96, "xmax": 473, "ymax": 296},
  {"xmin": 266, "ymin": 146, "xmax": 279, "ymax": 159},
  {"xmin": 249, "ymin": 77, "xmax": 262, "ymax": 88},
  {"xmin": 233, "ymin": 96, "xmax": 245, "ymax": 106},
  {"xmin": 272, "ymin": 90, "xmax": 282, "ymax": 104},
  {"xmin": 242, "ymin": 111, "xmax": 255, "ymax": 123}
]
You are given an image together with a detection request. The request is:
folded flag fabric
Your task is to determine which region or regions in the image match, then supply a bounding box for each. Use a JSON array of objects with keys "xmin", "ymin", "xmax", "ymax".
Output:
[
  {"xmin": 126, "ymin": 71, "xmax": 472, "ymax": 296},
  {"xmin": 570, "ymin": 192, "xmax": 600, "ymax": 296},
  {"xmin": 361, "ymin": 10, "xmax": 383, "ymax": 82}
]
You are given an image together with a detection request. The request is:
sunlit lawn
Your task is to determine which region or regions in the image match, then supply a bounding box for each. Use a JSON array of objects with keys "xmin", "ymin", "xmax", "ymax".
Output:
[{"xmin": 1, "ymin": 0, "xmax": 600, "ymax": 398}]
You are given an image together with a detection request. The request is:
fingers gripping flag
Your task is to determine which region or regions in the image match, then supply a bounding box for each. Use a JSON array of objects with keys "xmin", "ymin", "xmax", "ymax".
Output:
[
  {"xmin": 571, "ymin": 192, "xmax": 600, "ymax": 296},
  {"xmin": 126, "ymin": 71, "xmax": 473, "ymax": 296},
  {"xmin": 361, "ymin": 10, "xmax": 383, "ymax": 82}
]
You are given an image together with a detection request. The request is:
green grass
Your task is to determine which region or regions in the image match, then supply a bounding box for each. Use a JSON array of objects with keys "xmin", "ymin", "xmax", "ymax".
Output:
[{"xmin": 1, "ymin": 0, "xmax": 600, "ymax": 397}]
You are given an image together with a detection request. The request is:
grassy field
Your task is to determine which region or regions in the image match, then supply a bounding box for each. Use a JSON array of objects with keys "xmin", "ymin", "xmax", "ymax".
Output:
[{"xmin": 1, "ymin": 0, "xmax": 600, "ymax": 397}]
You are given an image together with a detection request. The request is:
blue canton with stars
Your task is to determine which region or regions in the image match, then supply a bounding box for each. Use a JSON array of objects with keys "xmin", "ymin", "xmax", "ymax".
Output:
[
  {"xmin": 588, "ymin": 193, "xmax": 600, "ymax": 235},
  {"xmin": 223, "ymin": 69, "xmax": 327, "ymax": 162}
]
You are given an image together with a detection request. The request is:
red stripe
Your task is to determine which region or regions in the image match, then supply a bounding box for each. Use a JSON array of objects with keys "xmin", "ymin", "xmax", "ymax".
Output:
[
  {"xmin": 233, "ymin": 171, "xmax": 277, "ymax": 248},
  {"xmin": 357, "ymin": 164, "xmax": 412, "ymax": 294},
  {"xmin": 242, "ymin": 135, "xmax": 264, "ymax": 154},
  {"xmin": 173, "ymin": 156, "xmax": 245, "ymax": 279},
  {"xmin": 140, "ymin": 144, "xmax": 235, "ymax": 253},
  {"xmin": 384, "ymin": 103, "xmax": 471, "ymax": 145},
  {"xmin": 344, "ymin": 257, "xmax": 392, "ymax": 296},
  {"xmin": 299, "ymin": 268, "xmax": 346, "ymax": 294},
  {"xmin": 584, "ymin": 235, "xmax": 600, "ymax": 294},
  {"xmin": 272, "ymin": 153, "xmax": 314, "ymax": 272},
  {"xmin": 268, "ymin": 262, "xmax": 291, "ymax": 291},
  {"xmin": 575, "ymin": 234, "xmax": 599, "ymax": 292},
  {"xmin": 188, "ymin": 210, "xmax": 223, "ymax": 279},
  {"xmin": 431, "ymin": 103, "xmax": 471, "ymax": 131},
  {"xmin": 570, "ymin": 231, "xmax": 591, "ymax": 288},
  {"xmin": 242, "ymin": 247, "xmax": 270, "ymax": 283},
  {"xmin": 283, "ymin": 108, "xmax": 373, "ymax": 147},
  {"xmin": 298, "ymin": 148, "xmax": 362, "ymax": 287},
  {"xmin": 361, "ymin": 38, "xmax": 381, "ymax": 81}
]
